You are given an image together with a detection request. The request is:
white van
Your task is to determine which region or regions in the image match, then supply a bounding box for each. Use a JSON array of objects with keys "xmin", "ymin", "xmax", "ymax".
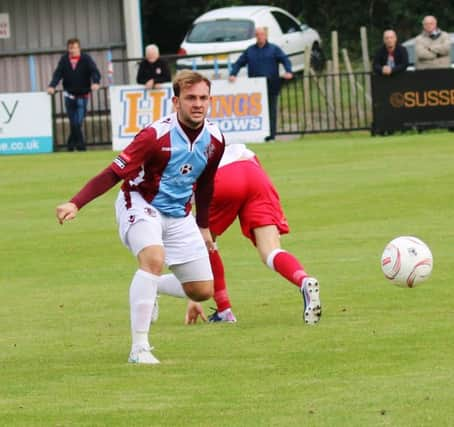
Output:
[{"xmin": 176, "ymin": 5, "xmax": 324, "ymax": 79}]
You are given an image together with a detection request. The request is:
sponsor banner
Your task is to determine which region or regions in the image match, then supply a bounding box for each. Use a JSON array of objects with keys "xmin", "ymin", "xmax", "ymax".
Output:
[
  {"xmin": 110, "ymin": 77, "xmax": 269, "ymax": 150},
  {"xmin": 372, "ymin": 69, "xmax": 454, "ymax": 132},
  {"xmin": 0, "ymin": 92, "xmax": 53, "ymax": 155},
  {"xmin": 0, "ymin": 137, "xmax": 53, "ymax": 155}
]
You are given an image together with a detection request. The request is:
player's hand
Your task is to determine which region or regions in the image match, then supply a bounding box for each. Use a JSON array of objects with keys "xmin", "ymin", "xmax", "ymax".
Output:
[
  {"xmin": 199, "ymin": 227, "xmax": 216, "ymax": 251},
  {"xmin": 91, "ymin": 83, "xmax": 100, "ymax": 91},
  {"xmin": 47, "ymin": 87, "xmax": 55, "ymax": 95},
  {"xmin": 185, "ymin": 300, "xmax": 208, "ymax": 324},
  {"xmin": 283, "ymin": 72, "xmax": 293, "ymax": 80},
  {"xmin": 56, "ymin": 202, "xmax": 79, "ymax": 225}
]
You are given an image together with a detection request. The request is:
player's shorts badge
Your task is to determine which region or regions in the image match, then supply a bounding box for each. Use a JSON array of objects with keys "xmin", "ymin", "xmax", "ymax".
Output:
[{"xmin": 144, "ymin": 207, "xmax": 157, "ymax": 217}]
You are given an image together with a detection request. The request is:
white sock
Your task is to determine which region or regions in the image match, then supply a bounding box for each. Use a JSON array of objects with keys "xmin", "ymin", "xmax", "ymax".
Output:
[
  {"xmin": 129, "ymin": 269, "xmax": 158, "ymax": 350},
  {"xmin": 157, "ymin": 273, "xmax": 187, "ymax": 298},
  {"xmin": 266, "ymin": 248, "xmax": 285, "ymax": 270}
]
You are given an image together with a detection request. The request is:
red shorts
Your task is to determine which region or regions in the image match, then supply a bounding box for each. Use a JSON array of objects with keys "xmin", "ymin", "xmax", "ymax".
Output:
[{"xmin": 209, "ymin": 159, "xmax": 290, "ymax": 244}]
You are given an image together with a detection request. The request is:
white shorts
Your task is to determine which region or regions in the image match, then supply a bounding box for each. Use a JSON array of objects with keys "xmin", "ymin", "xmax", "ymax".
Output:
[{"xmin": 115, "ymin": 190, "xmax": 210, "ymax": 268}]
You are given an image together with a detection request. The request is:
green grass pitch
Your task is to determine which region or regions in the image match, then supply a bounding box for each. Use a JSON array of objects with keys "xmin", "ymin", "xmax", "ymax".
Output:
[{"xmin": 1, "ymin": 131, "xmax": 454, "ymax": 426}]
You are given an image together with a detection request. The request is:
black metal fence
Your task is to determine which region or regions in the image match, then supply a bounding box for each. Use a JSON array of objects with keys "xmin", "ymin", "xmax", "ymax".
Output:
[
  {"xmin": 51, "ymin": 71, "xmax": 373, "ymax": 151},
  {"xmin": 51, "ymin": 88, "xmax": 112, "ymax": 150},
  {"xmin": 278, "ymin": 71, "xmax": 372, "ymax": 134}
]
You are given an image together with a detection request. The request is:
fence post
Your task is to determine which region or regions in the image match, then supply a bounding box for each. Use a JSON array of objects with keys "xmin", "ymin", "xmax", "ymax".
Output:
[
  {"xmin": 303, "ymin": 48, "xmax": 311, "ymax": 131},
  {"xmin": 360, "ymin": 26, "xmax": 372, "ymax": 104},
  {"xmin": 342, "ymin": 48, "xmax": 365, "ymax": 126},
  {"xmin": 331, "ymin": 31, "xmax": 343, "ymax": 126}
]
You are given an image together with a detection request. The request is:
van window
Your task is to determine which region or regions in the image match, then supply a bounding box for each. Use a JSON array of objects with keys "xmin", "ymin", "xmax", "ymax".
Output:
[
  {"xmin": 271, "ymin": 11, "xmax": 301, "ymax": 34},
  {"xmin": 187, "ymin": 19, "xmax": 255, "ymax": 43}
]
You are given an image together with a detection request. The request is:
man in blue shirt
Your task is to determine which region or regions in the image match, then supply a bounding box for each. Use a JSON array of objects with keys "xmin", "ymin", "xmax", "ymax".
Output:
[
  {"xmin": 48, "ymin": 38, "xmax": 101, "ymax": 151},
  {"xmin": 229, "ymin": 27, "xmax": 293, "ymax": 141}
]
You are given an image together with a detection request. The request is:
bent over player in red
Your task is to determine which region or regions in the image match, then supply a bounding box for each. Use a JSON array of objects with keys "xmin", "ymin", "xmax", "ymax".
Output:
[{"xmin": 178, "ymin": 143, "xmax": 321, "ymax": 324}]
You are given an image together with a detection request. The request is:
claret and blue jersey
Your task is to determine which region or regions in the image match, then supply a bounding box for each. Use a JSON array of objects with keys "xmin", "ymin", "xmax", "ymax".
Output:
[{"xmin": 111, "ymin": 112, "xmax": 224, "ymax": 224}]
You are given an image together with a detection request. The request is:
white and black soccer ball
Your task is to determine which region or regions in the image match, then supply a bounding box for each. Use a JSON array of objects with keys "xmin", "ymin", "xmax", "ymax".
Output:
[{"xmin": 381, "ymin": 236, "xmax": 433, "ymax": 287}]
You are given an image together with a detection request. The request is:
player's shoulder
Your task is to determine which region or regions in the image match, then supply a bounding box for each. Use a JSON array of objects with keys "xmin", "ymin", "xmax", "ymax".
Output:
[
  {"xmin": 205, "ymin": 119, "xmax": 224, "ymax": 143},
  {"xmin": 150, "ymin": 112, "xmax": 177, "ymax": 139}
]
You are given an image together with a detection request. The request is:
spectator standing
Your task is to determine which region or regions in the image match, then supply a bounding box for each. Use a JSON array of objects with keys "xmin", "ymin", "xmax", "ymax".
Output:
[
  {"xmin": 373, "ymin": 30, "xmax": 409, "ymax": 76},
  {"xmin": 136, "ymin": 44, "xmax": 172, "ymax": 89},
  {"xmin": 48, "ymin": 38, "xmax": 101, "ymax": 151},
  {"xmin": 415, "ymin": 15, "xmax": 451, "ymax": 69},
  {"xmin": 229, "ymin": 27, "xmax": 293, "ymax": 142}
]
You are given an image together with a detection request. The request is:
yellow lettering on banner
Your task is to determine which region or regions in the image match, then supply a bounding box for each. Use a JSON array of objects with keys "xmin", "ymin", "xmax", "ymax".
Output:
[
  {"xmin": 210, "ymin": 93, "xmax": 262, "ymax": 118},
  {"xmin": 234, "ymin": 93, "xmax": 249, "ymax": 117},
  {"xmin": 439, "ymin": 90, "xmax": 449, "ymax": 106},
  {"xmin": 218, "ymin": 95, "xmax": 233, "ymax": 117},
  {"xmin": 427, "ymin": 90, "xmax": 438, "ymax": 107},
  {"xmin": 415, "ymin": 92, "xmax": 427, "ymax": 107},
  {"xmin": 123, "ymin": 90, "xmax": 166, "ymax": 134},
  {"xmin": 451, "ymin": 89, "xmax": 454, "ymax": 106},
  {"xmin": 124, "ymin": 92, "xmax": 143, "ymax": 134},
  {"xmin": 249, "ymin": 93, "xmax": 262, "ymax": 115},
  {"xmin": 151, "ymin": 91, "xmax": 165, "ymax": 121},
  {"xmin": 404, "ymin": 92, "xmax": 415, "ymax": 108}
]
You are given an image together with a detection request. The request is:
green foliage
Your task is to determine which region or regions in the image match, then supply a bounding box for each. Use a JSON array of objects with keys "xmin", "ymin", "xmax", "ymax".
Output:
[
  {"xmin": 1, "ymin": 132, "xmax": 454, "ymax": 425},
  {"xmin": 141, "ymin": 0, "xmax": 454, "ymax": 61}
]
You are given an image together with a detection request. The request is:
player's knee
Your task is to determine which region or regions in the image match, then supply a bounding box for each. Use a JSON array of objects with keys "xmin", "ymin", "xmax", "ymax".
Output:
[
  {"xmin": 183, "ymin": 281, "xmax": 213, "ymax": 301},
  {"xmin": 137, "ymin": 246, "xmax": 165, "ymax": 275}
]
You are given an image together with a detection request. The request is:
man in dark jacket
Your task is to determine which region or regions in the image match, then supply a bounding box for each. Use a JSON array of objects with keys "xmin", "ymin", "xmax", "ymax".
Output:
[
  {"xmin": 48, "ymin": 38, "xmax": 101, "ymax": 151},
  {"xmin": 229, "ymin": 27, "xmax": 293, "ymax": 141},
  {"xmin": 373, "ymin": 30, "xmax": 409, "ymax": 76},
  {"xmin": 136, "ymin": 44, "xmax": 171, "ymax": 89}
]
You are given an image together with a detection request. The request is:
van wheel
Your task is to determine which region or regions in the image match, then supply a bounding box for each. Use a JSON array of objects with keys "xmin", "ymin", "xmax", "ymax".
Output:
[{"xmin": 311, "ymin": 43, "xmax": 326, "ymax": 72}]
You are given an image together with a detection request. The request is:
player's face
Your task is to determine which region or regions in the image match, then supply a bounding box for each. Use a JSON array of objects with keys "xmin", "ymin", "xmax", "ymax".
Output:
[
  {"xmin": 173, "ymin": 81, "xmax": 211, "ymax": 129},
  {"xmin": 67, "ymin": 42, "xmax": 81, "ymax": 57}
]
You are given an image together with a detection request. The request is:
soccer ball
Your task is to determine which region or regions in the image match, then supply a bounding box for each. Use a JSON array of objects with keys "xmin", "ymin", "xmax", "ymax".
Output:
[{"xmin": 381, "ymin": 236, "xmax": 433, "ymax": 287}]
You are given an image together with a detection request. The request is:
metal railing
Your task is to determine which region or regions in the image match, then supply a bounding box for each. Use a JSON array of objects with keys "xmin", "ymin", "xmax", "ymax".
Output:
[
  {"xmin": 50, "ymin": 71, "xmax": 373, "ymax": 151},
  {"xmin": 278, "ymin": 70, "xmax": 372, "ymax": 134},
  {"xmin": 51, "ymin": 88, "xmax": 112, "ymax": 151}
]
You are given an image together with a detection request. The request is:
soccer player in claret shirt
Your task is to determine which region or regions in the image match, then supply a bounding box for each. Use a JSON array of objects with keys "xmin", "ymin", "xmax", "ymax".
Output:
[{"xmin": 56, "ymin": 70, "xmax": 225, "ymax": 364}]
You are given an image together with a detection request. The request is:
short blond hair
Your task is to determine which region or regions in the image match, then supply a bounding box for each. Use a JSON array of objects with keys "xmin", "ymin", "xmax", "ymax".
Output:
[{"xmin": 172, "ymin": 70, "xmax": 211, "ymax": 97}]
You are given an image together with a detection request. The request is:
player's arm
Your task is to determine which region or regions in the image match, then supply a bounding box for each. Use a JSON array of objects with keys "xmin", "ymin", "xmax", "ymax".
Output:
[
  {"xmin": 194, "ymin": 138, "xmax": 225, "ymax": 245},
  {"xmin": 56, "ymin": 167, "xmax": 121, "ymax": 224},
  {"xmin": 57, "ymin": 128, "xmax": 156, "ymax": 225}
]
